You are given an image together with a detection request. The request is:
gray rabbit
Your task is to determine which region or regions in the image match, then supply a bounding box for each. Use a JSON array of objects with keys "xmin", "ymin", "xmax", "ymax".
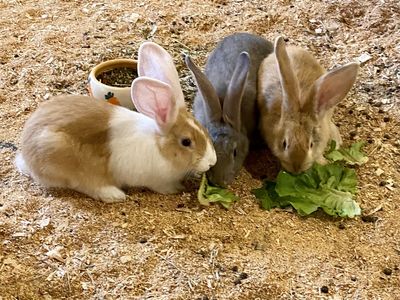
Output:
[{"xmin": 185, "ymin": 32, "xmax": 273, "ymax": 187}]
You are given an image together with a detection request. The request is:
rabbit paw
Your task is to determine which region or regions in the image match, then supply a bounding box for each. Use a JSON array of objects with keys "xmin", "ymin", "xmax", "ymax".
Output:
[{"xmin": 96, "ymin": 186, "xmax": 126, "ymax": 203}]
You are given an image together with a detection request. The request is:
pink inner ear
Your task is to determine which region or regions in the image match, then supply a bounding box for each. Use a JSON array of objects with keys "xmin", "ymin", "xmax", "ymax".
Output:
[
  {"xmin": 315, "ymin": 63, "xmax": 359, "ymax": 114},
  {"xmin": 131, "ymin": 77, "xmax": 177, "ymax": 128},
  {"xmin": 138, "ymin": 42, "xmax": 186, "ymax": 108},
  {"xmin": 155, "ymin": 100, "xmax": 169, "ymax": 124},
  {"xmin": 316, "ymin": 84, "xmax": 335, "ymax": 112},
  {"xmin": 316, "ymin": 77, "xmax": 349, "ymax": 114}
]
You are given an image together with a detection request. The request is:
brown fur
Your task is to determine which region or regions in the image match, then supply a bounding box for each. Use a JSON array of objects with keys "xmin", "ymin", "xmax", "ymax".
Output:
[
  {"xmin": 20, "ymin": 95, "xmax": 116, "ymax": 189},
  {"xmin": 258, "ymin": 46, "xmax": 332, "ymax": 173},
  {"xmin": 158, "ymin": 108, "xmax": 210, "ymax": 172},
  {"xmin": 258, "ymin": 47, "xmax": 325, "ymax": 115}
]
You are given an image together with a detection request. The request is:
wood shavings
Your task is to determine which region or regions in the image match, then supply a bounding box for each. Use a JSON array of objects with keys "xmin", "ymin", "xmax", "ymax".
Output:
[
  {"xmin": 357, "ymin": 53, "xmax": 372, "ymax": 64},
  {"xmin": 366, "ymin": 204, "xmax": 383, "ymax": 215},
  {"xmin": 120, "ymin": 255, "xmax": 132, "ymax": 263},
  {"xmin": 12, "ymin": 232, "xmax": 28, "ymax": 238},
  {"xmin": 0, "ymin": 0, "xmax": 399, "ymax": 299},
  {"xmin": 3, "ymin": 257, "xmax": 20, "ymax": 268},
  {"xmin": 45, "ymin": 246, "xmax": 65, "ymax": 262},
  {"xmin": 123, "ymin": 12, "xmax": 140, "ymax": 24},
  {"xmin": 38, "ymin": 217, "xmax": 50, "ymax": 228},
  {"xmin": 375, "ymin": 168, "xmax": 384, "ymax": 176}
]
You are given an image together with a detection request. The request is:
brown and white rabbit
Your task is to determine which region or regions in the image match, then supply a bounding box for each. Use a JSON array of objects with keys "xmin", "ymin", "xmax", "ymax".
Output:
[
  {"xmin": 185, "ymin": 33, "xmax": 273, "ymax": 187},
  {"xmin": 15, "ymin": 42, "xmax": 217, "ymax": 203},
  {"xmin": 258, "ymin": 36, "xmax": 359, "ymax": 174}
]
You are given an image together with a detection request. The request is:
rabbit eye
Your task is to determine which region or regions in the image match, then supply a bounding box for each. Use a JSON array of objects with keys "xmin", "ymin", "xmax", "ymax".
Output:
[
  {"xmin": 181, "ymin": 138, "xmax": 192, "ymax": 147},
  {"xmin": 233, "ymin": 148, "xmax": 237, "ymax": 157},
  {"xmin": 282, "ymin": 140, "xmax": 287, "ymax": 150},
  {"xmin": 310, "ymin": 142, "xmax": 314, "ymax": 148}
]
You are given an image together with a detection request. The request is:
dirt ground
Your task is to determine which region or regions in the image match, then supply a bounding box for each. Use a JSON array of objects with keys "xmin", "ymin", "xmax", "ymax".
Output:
[{"xmin": 0, "ymin": 0, "xmax": 399, "ymax": 299}]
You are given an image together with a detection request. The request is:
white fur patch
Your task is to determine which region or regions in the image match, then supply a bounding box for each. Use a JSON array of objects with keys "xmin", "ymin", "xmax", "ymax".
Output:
[
  {"xmin": 197, "ymin": 139, "xmax": 217, "ymax": 172},
  {"xmin": 108, "ymin": 107, "xmax": 185, "ymax": 191},
  {"xmin": 15, "ymin": 152, "xmax": 30, "ymax": 175}
]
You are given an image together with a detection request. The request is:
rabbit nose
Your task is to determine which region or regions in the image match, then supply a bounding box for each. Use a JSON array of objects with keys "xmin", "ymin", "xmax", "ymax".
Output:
[
  {"xmin": 208, "ymin": 173, "xmax": 226, "ymax": 188},
  {"xmin": 292, "ymin": 163, "xmax": 303, "ymax": 174}
]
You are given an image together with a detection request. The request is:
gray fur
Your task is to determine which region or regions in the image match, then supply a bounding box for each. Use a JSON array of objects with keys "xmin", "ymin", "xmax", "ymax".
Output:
[{"xmin": 186, "ymin": 32, "xmax": 273, "ymax": 186}]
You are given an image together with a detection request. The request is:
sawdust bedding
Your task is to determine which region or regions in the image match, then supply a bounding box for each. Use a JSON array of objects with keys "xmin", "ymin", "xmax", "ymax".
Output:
[{"xmin": 0, "ymin": 0, "xmax": 399, "ymax": 299}]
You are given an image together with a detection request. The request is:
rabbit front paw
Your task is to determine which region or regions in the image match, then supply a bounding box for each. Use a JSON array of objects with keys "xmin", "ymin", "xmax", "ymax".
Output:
[{"xmin": 96, "ymin": 186, "xmax": 126, "ymax": 203}]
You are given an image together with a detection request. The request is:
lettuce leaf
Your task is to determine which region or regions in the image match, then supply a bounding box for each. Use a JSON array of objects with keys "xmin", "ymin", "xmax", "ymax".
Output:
[
  {"xmin": 198, "ymin": 174, "xmax": 239, "ymax": 209},
  {"xmin": 252, "ymin": 141, "xmax": 366, "ymax": 217},
  {"xmin": 252, "ymin": 181, "xmax": 290, "ymax": 210},
  {"xmin": 325, "ymin": 141, "xmax": 368, "ymax": 165},
  {"xmin": 252, "ymin": 163, "xmax": 361, "ymax": 218}
]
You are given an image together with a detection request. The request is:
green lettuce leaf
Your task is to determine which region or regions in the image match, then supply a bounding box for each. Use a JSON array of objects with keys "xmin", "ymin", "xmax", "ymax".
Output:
[
  {"xmin": 252, "ymin": 181, "xmax": 291, "ymax": 210},
  {"xmin": 325, "ymin": 141, "xmax": 368, "ymax": 165},
  {"xmin": 198, "ymin": 174, "xmax": 239, "ymax": 209},
  {"xmin": 252, "ymin": 163, "xmax": 361, "ymax": 218}
]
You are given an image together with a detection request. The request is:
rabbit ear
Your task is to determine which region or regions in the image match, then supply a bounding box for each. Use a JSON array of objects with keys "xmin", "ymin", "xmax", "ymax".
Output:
[
  {"xmin": 222, "ymin": 52, "xmax": 250, "ymax": 131},
  {"xmin": 131, "ymin": 77, "xmax": 178, "ymax": 131},
  {"xmin": 314, "ymin": 62, "xmax": 359, "ymax": 115},
  {"xmin": 275, "ymin": 36, "xmax": 300, "ymax": 113},
  {"xmin": 185, "ymin": 55, "xmax": 222, "ymax": 122},
  {"xmin": 138, "ymin": 42, "xmax": 185, "ymax": 108}
]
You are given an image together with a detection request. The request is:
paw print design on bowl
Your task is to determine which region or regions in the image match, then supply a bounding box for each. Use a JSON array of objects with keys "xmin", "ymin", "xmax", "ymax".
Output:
[{"xmin": 87, "ymin": 58, "xmax": 138, "ymax": 110}]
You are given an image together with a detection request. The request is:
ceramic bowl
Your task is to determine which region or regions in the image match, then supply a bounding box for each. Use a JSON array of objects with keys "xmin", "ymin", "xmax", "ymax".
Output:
[{"xmin": 88, "ymin": 58, "xmax": 138, "ymax": 110}]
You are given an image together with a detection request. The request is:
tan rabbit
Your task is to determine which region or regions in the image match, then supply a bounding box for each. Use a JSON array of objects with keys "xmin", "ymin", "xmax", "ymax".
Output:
[{"xmin": 258, "ymin": 37, "xmax": 359, "ymax": 174}]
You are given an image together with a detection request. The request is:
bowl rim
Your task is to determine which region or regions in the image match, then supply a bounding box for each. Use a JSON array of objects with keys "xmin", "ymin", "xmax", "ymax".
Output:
[{"xmin": 89, "ymin": 58, "xmax": 138, "ymax": 91}]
